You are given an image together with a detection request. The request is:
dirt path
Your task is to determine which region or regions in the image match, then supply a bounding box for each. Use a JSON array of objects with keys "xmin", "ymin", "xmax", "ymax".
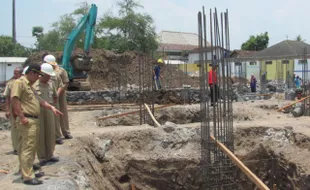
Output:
[{"xmin": 0, "ymin": 99, "xmax": 310, "ymax": 189}]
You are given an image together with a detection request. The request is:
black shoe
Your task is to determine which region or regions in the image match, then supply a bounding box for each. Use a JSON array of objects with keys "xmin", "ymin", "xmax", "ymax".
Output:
[
  {"xmin": 64, "ymin": 134, "xmax": 73, "ymax": 139},
  {"xmin": 56, "ymin": 139, "xmax": 64, "ymax": 144},
  {"xmin": 13, "ymin": 150, "xmax": 18, "ymax": 155},
  {"xmin": 48, "ymin": 156, "xmax": 59, "ymax": 163},
  {"xmin": 24, "ymin": 178, "xmax": 43, "ymax": 185},
  {"xmin": 33, "ymin": 164, "xmax": 41, "ymax": 171},
  {"xmin": 39, "ymin": 160, "xmax": 48, "ymax": 166},
  {"xmin": 35, "ymin": 171, "xmax": 45, "ymax": 178}
]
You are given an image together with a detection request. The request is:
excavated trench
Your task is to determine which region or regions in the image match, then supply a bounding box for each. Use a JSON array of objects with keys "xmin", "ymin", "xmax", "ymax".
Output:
[{"xmin": 75, "ymin": 123, "xmax": 310, "ymax": 190}]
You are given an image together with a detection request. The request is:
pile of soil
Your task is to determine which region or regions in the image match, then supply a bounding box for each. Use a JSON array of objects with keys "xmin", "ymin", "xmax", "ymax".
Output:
[{"xmin": 25, "ymin": 49, "xmax": 199, "ymax": 90}]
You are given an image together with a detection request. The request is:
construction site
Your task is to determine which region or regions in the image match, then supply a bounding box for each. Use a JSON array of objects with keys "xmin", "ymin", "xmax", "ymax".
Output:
[{"xmin": 2, "ymin": 6, "xmax": 310, "ymax": 190}]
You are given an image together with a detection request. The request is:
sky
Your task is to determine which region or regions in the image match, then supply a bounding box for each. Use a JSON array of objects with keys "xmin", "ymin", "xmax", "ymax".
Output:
[{"xmin": 0, "ymin": 0, "xmax": 309, "ymax": 50}]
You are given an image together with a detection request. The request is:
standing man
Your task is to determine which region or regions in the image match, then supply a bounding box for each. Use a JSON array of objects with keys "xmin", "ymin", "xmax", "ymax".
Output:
[
  {"xmin": 153, "ymin": 59, "xmax": 164, "ymax": 90},
  {"xmin": 43, "ymin": 55, "xmax": 65, "ymax": 144},
  {"xmin": 11, "ymin": 64, "xmax": 62, "ymax": 185},
  {"xmin": 34, "ymin": 63, "xmax": 59, "ymax": 166},
  {"xmin": 250, "ymin": 74, "xmax": 257, "ymax": 92},
  {"xmin": 3, "ymin": 66, "xmax": 23, "ymax": 154},
  {"xmin": 43, "ymin": 54, "xmax": 72, "ymax": 139},
  {"xmin": 208, "ymin": 64, "xmax": 218, "ymax": 106}
]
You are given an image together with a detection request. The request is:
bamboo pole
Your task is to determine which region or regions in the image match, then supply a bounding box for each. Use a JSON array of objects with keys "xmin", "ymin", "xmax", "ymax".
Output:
[
  {"xmin": 96, "ymin": 104, "xmax": 176, "ymax": 120},
  {"xmin": 277, "ymin": 95, "xmax": 310, "ymax": 112},
  {"xmin": 144, "ymin": 103, "xmax": 161, "ymax": 127}
]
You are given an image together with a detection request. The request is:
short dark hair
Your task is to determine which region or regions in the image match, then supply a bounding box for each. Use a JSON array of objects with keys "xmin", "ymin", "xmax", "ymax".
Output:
[
  {"xmin": 25, "ymin": 64, "xmax": 42, "ymax": 74},
  {"xmin": 15, "ymin": 66, "xmax": 23, "ymax": 74}
]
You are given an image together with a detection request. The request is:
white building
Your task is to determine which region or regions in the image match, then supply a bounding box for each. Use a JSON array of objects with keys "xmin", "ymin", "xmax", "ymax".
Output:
[{"xmin": 0, "ymin": 57, "xmax": 26, "ymax": 84}]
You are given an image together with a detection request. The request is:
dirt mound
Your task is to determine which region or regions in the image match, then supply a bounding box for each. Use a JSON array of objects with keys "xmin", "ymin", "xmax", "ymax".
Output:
[{"xmin": 25, "ymin": 50, "xmax": 199, "ymax": 90}]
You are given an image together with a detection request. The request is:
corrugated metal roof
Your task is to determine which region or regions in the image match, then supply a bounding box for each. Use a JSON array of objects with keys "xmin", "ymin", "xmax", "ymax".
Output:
[
  {"xmin": 0, "ymin": 57, "xmax": 27, "ymax": 63},
  {"xmin": 157, "ymin": 30, "xmax": 211, "ymax": 46}
]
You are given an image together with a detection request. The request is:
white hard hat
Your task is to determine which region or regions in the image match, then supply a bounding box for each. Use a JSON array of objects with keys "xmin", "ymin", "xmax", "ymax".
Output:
[
  {"xmin": 43, "ymin": 54, "xmax": 57, "ymax": 65},
  {"xmin": 41, "ymin": 63, "xmax": 56, "ymax": 76},
  {"xmin": 22, "ymin": 66, "xmax": 29, "ymax": 75}
]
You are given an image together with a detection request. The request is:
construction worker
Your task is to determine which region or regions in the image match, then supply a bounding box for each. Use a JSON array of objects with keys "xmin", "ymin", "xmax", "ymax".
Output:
[
  {"xmin": 43, "ymin": 54, "xmax": 72, "ymax": 139},
  {"xmin": 43, "ymin": 55, "xmax": 65, "ymax": 144},
  {"xmin": 153, "ymin": 59, "xmax": 164, "ymax": 90},
  {"xmin": 3, "ymin": 66, "xmax": 23, "ymax": 154},
  {"xmin": 208, "ymin": 63, "xmax": 219, "ymax": 106},
  {"xmin": 34, "ymin": 63, "xmax": 60, "ymax": 166},
  {"xmin": 250, "ymin": 74, "xmax": 257, "ymax": 93},
  {"xmin": 11, "ymin": 64, "xmax": 62, "ymax": 185}
]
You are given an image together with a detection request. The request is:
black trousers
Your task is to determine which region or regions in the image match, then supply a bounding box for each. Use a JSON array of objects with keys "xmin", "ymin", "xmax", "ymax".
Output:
[{"xmin": 210, "ymin": 84, "xmax": 218, "ymax": 104}]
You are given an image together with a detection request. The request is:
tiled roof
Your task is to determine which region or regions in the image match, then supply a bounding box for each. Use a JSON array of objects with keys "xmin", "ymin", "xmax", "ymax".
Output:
[
  {"xmin": 157, "ymin": 31, "xmax": 211, "ymax": 51},
  {"xmin": 158, "ymin": 43, "xmax": 198, "ymax": 51},
  {"xmin": 230, "ymin": 50, "xmax": 256, "ymax": 58},
  {"xmin": 254, "ymin": 40, "xmax": 310, "ymax": 59}
]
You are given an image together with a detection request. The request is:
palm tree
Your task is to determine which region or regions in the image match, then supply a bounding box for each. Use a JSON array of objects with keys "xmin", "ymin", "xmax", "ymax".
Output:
[{"xmin": 295, "ymin": 35, "xmax": 306, "ymax": 42}]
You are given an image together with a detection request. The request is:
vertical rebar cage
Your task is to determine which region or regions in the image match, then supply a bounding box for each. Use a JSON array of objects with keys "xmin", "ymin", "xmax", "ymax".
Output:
[{"xmin": 198, "ymin": 7, "xmax": 237, "ymax": 189}]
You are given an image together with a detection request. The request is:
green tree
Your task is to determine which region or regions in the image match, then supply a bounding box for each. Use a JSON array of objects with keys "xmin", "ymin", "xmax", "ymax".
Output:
[
  {"xmin": 32, "ymin": 26, "xmax": 44, "ymax": 50},
  {"xmin": 0, "ymin": 35, "xmax": 31, "ymax": 56},
  {"xmin": 241, "ymin": 32, "xmax": 269, "ymax": 51},
  {"xmin": 295, "ymin": 35, "xmax": 305, "ymax": 42},
  {"xmin": 99, "ymin": 0, "xmax": 158, "ymax": 53}
]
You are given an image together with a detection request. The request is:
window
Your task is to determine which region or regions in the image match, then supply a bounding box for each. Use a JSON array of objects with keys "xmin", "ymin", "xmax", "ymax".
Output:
[
  {"xmin": 249, "ymin": 62, "xmax": 257, "ymax": 65},
  {"xmin": 282, "ymin": 60, "xmax": 289, "ymax": 64},
  {"xmin": 7, "ymin": 64, "xmax": 12, "ymax": 66},
  {"xmin": 235, "ymin": 62, "xmax": 242, "ymax": 66},
  {"xmin": 298, "ymin": 60, "xmax": 307, "ymax": 64},
  {"xmin": 266, "ymin": 61, "xmax": 272, "ymax": 64}
]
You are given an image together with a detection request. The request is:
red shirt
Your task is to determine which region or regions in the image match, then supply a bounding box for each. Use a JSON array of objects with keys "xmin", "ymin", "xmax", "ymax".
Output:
[{"xmin": 208, "ymin": 70, "xmax": 217, "ymax": 85}]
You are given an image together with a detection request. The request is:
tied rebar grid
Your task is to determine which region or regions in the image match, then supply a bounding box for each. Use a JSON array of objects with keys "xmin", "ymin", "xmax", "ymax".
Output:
[
  {"xmin": 198, "ymin": 7, "xmax": 237, "ymax": 190},
  {"xmin": 138, "ymin": 52, "xmax": 155, "ymax": 125}
]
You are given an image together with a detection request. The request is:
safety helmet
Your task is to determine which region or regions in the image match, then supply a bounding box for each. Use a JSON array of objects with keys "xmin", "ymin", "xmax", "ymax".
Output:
[
  {"xmin": 43, "ymin": 55, "xmax": 57, "ymax": 66},
  {"xmin": 157, "ymin": 58, "xmax": 164, "ymax": 64},
  {"xmin": 22, "ymin": 66, "xmax": 29, "ymax": 75},
  {"xmin": 41, "ymin": 63, "xmax": 56, "ymax": 76}
]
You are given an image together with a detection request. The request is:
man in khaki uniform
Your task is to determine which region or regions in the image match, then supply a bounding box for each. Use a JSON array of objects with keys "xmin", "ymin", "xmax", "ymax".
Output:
[
  {"xmin": 34, "ymin": 63, "xmax": 60, "ymax": 166},
  {"xmin": 3, "ymin": 67, "xmax": 23, "ymax": 154},
  {"xmin": 11, "ymin": 64, "xmax": 62, "ymax": 185},
  {"xmin": 44, "ymin": 54, "xmax": 72, "ymax": 139},
  {"xmin": 43, "ymin": 55, "xmax": 65, "ymax": 144}
]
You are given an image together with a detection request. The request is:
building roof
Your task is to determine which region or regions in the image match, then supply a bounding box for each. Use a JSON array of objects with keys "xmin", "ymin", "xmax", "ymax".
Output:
[
  {"xmin": 189, "ymin": 46, "xmax": 228, "ymax": 53},
  {"xmin": 230, "ymin": 50, "xmax": 256, "ymax": 58},
  {"xmin": 0, "ymin": 57, "xmax": 27, "ymax": 63},
  {"xmin": 254, "ymin": 40, "xmax": 310, "ymax": 60},
  {"xmin": 157, "ymin": 30, "xmax": 211, "ymax": 51}
]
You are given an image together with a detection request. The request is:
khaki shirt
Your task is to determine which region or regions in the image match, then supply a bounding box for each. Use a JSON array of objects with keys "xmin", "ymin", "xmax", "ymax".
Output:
[
  {"xmin": 3, "ymin": 79, "xmax": 15, "ymax": 97},
  {"xmin": 11, "ymin": 76, "xmax": 40, "ymax": 117},
  {"xmin": 33, "ymin": 80, "xmax": 57, "ymax": 104},
  {"xmin": 51, "ymin": 72, "xmax": 64, "ymax": 90},
  {"xmin": 56, "ymin": 67, "xmax": 69, "ymax": 84}
]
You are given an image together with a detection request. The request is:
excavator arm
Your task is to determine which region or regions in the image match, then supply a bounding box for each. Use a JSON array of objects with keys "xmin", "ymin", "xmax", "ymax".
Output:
[{"xmin": 61, "ymin": 4, "xmax": 97, "ymax": 85}]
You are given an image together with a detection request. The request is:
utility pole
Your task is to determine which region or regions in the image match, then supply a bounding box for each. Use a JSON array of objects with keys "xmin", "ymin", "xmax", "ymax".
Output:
[{"xmin": 12, "ymin": 0, "xmax": 16, "ymax": 44}]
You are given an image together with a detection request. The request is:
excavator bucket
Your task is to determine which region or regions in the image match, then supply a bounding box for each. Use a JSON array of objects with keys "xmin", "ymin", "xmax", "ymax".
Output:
[{"xmin": 72, "ymin": 54, "xmax": 93, "ymax": 71}]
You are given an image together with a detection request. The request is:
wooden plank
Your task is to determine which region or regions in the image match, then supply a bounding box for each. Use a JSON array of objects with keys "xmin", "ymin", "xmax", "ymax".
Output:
[
  {"xmin": 277, "ymin": 95, "xmax": 310, "ymax": 112},
  {"xmin": 210, "ymin": 136, "xmax": 270, "ymax": 190}
]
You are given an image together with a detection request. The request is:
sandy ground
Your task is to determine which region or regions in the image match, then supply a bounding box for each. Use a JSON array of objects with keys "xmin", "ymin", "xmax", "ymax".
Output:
[{"xmin": 0, "ymin": 99, "xmax": 310, "ymax": 189}]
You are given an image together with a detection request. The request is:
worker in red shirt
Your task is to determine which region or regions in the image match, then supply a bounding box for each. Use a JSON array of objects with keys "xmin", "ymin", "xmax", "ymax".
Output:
[{"xmin": 208, "ymin": 63, "xmax": 218, "ymax": 106}]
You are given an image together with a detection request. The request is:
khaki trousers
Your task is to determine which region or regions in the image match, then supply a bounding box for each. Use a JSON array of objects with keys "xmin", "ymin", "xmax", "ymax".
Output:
[
  {"xmin": 16, "ymin": 117, "xmax": 40, "ymax": 180},
  {"xmin": 59, "ymin": 92, "xmax": 70, "ymax": 136},
  {"xmin": 54, "ymin": 102, "xmax": 62, "ymax": 140},
  {"xmin": 10, "ymin": 110, "xmax": 19, "ymax": 151},
  {"xmin": 37, "ymin": 109, "xmax": 56, "ymax": 161}
]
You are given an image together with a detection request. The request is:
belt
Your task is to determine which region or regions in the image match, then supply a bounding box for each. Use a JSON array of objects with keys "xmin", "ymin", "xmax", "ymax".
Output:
[{"xmin": 24, "ymin": 114, "xmax": 39, "ymax": 119}]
